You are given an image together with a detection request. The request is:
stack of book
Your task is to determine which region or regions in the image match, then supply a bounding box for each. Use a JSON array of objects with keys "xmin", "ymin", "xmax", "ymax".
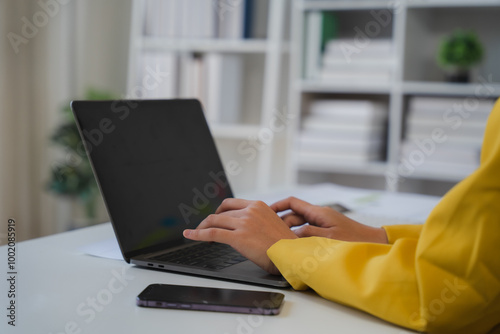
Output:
[
  {"xmin": 318, "ymin": 39, "xmax": 394, "ymax": 84},
  {"xmin": 298, "ymin": 100, "xmax": 388, "ymax": 164},
  {"xmin": 401, "ymin": 97, "xmax": 494, "ymax": 175},
  {"xmin": 134, "ymin": 0, "xmax": 269, "ymax": 123},
  {"xmin": 136, "ymin": 52, "xmax": 242, "ymax": 124},
  {"xmin": 143, "ymin": 0, "xmax": 265, "ymax": 39}
]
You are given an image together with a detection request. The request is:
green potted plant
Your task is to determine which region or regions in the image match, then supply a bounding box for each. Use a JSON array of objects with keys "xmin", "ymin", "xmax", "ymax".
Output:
[
  {"xmin": 437, "ymin": 30, "xmax": 484, "ymax": 83},
  {"xmin": 47, "ymin": 88, "xmax": 115, "ymax": 224}
]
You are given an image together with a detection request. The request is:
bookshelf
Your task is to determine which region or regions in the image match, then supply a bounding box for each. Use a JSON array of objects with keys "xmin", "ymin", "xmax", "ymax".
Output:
[
  {"xmin": 126, "ymin": 0, "xmax": 289, "ymax": 194},
  {"xmin": 287, "ymin": 0, "xmax": 500, "ymax": 195}
]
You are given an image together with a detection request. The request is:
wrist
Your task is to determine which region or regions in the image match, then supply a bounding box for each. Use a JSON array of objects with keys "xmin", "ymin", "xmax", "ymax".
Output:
[
  {"xmin": 370, "ymin": 226, "xmax": 388, "ymax": 244},
  {"xmin": 358, "ymin": 223, "xmax": 388, "ymax": 244}
]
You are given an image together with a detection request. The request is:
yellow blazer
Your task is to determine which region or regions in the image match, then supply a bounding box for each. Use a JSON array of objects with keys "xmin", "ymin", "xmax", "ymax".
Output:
[{"xmin": 268, "ymin": 99, "xmax": 500, "ymax": 333}]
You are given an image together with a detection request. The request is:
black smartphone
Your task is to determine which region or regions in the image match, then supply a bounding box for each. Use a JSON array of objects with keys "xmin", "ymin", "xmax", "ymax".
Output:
[{"xmin": 136, "ymin": 284, "xmax": 285, "ymax": 315}]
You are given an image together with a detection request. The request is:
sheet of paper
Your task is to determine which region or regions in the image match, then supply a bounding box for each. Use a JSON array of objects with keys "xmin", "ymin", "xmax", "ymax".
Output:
[{"xmin": 79, "ymin": 237, "xmax": 123, "ymax": 261}]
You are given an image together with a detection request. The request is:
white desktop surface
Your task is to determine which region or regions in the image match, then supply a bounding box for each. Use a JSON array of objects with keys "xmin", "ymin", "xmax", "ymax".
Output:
[
  {"xmin": 2, "ymin": 184, "xmax": 439, "ymax": 333},
  {"xmin": 1, "ymin": 225, "xmax": 418, "ymax": 334}
]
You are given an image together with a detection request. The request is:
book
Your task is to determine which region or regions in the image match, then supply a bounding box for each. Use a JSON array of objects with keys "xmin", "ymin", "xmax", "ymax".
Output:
[
  {"xmin": 298, "ymin": 150, "xmax": 382, "ymax": 164},
  {"xmin": 144, "ymin": 0, "xmax": 161, "ymax": 36},
  {"xmin": 144, "ymin": 0, "xmax": 217, "ymax": 38},
  {"xmin": 322, "ymin": 57, "xmax": 395, "ymax": 68},
  {"xmin": 299, "ymin": 99, "xmax": 388, "ymax": 162},
  {"xmin": 401, "ymin": 142, "xmax": 480, "ymax": 166},
  {"xmin": 138, "ymin": 52, "xmax": 178, "ymax": 98},
  {"xmin": 407, "ymin": 107, "xmax": 491, "ymax": 124},
  {"xmin": 158, "ymin": 0, "xmax": 178, "ymax": 37},
  {"xmin": 405, "ymin": 133, "xmax": 484, "ymax": 147},
  {"xmin": 402, "ymin": 160, "xmax": 478, "ymax": 176},
  {"xmin": 324, "ymin": 38, "xmax": 393, "ymax": 60},
  {"xmin": 321, "ymin": 12, "xmax": 338, "ymax": 52},
  {"xmin": 407, "ymin": 119, "xmax": 486, "ymax": 137},
  {"xmin": 318, "ymin": 38, "xmax": 394, "ymax": 83},
  {"xmin": 205, "ymin": 53, "xmax": 243, "ymax": 124},
  {"xmin": 409, "ymin": 97, "xmax": 495, "ymax": 113},
  {"xmin": 299, "ymin": 135, "xmax": 384, "ymax": 155},
  {"xmin": 318, "ymin": 68, "xmax": 392, "ymax": 83},
  {"xmin": 305, "ymin": 10, "xmax": 322, "ymax": 79},
  {"xmin": 217, "ymin": 0, "xmax": 246, "ymax": 39},
  {"xmin": 250, "ymin": 0, "xmax": 268, "ymax": 39},
  {"xmin": 309, "ymin": 100, "xmax": 387, "ymax": 118}
]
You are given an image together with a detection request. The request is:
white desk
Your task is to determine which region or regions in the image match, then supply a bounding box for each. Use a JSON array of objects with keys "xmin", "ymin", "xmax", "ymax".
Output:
[
  {"xmin": 0, "ymin": 223, "xmax": 417, "ymax": 334},
  {"xmin": 2, "ymin": 184, "xmax": 441, "ymax": 333}
]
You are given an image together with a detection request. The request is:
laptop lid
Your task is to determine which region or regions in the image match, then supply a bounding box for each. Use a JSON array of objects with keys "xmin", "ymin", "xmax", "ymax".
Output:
[{"xmin": 71, "ymin": 99, "xmax": 232, "ymax": 262}]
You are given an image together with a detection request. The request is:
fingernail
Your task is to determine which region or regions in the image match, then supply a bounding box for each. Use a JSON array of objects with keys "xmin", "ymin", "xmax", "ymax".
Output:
[{"xmin": 183, "ymin": 229, "xmax": 191, "ymax": 237}]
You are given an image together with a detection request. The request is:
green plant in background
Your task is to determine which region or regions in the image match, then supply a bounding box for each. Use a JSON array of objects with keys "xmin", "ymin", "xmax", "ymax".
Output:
[
  {"xmin": 47, "ymin": 88, "xmax": 116, "ymax": 221},
  {"xmin": 437, "ymin": 30, "xmax": 484, "ymax": 82}
]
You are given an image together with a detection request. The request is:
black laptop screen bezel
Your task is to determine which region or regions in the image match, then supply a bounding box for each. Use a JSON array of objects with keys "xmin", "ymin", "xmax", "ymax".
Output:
[{"xmin": 71, "ymin": 99, "xmax": 234, "ymax": 262}]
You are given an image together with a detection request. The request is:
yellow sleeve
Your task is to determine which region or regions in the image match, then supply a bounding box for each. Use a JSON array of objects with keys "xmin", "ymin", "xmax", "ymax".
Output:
[
  {"xmin": 382, "ymin": 224, "xmax": 423, "ymax": 243},
  {"xmin": 268, "ymin": 237, "xmax": 424, "ymax": 330},
  {"xmin": 268, "ymin": 100, "xmax": 500, "ymax": 333}
]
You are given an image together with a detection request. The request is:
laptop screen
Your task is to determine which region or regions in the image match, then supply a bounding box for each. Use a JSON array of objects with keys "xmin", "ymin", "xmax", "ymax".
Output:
[{"xmin": 71, "ymin": 99, "xmax": 233, "ymax": 261}]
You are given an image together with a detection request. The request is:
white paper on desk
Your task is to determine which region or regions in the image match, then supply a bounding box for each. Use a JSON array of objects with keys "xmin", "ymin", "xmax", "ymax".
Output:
[{"xmin": 79, "ymin": 238, "xmax": 123, "ymax": 261}]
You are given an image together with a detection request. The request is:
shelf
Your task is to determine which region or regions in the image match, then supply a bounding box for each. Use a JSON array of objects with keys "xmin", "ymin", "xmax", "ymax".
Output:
[
  {"xmin": 406, "ymin": 0, "xmax": 500, "ymax": 8},
  {"xmin": 298, "ymin": 159, "xmax": 389, "ymax": 176},
  {"xmin": 302, "ymin": 1, "xmax": 396, "ymax": 11},
  {"xmin": 297, "ymin": 80, "xmax": 500, "ymax": 98},
  {"xmin": 140, "ymin": 37, "xmax": 288, "ymax": 54},
  {"xmin": 298, "ymin": 80, "xmax": 392, "ymax": 94},
  {"xmin": 302, "ymin": 0, "xmax": 500, "ymax": 9},
  {"xmin": 403, "ymin": 81, "xmax": 500, "ymax": 97},
  {"xmin": 211, "ymin": 124, "xmax": 261, "ymax": 140},
  {"xmin": 289, "ymin": 0, "xmax": 500, "ymax": 193},
  {"xmin": 297, "ymin": 158, "xmax": 474, "ymax": 183}
]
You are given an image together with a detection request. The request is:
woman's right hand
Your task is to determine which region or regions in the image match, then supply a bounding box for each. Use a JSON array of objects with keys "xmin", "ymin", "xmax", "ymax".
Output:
[{"xmin": 270, "ymin": 197, "xmax": 388, "ymax": 244}]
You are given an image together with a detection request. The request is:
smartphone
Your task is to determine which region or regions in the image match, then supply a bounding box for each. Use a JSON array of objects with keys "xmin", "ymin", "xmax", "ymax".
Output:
[{"xmin": 136, "ymin": 284, "xmax": 285, "ymax": 315}]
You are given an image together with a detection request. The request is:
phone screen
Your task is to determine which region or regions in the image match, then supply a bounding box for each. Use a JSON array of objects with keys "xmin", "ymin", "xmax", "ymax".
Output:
[{"xmin": 136, "ymin": 284, "xmax": 285, "ymax": 315}]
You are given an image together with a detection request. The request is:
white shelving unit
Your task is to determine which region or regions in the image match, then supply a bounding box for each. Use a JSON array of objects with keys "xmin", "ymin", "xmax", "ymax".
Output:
[
  {"xmin": 126, "ymin": 0, "xmax": 289, "ymax": 194},
  {"xmin": 287, "ymin": 0, "xmax": 500, "ymax": 195}
]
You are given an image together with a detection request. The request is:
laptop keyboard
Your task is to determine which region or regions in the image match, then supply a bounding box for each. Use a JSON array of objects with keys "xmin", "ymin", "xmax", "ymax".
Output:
[{"xmin": 150, "ymin": 242, "xmax": 247, "ymax": 270}]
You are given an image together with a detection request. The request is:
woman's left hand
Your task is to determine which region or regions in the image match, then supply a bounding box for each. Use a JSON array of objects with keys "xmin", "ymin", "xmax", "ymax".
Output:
[{"xmin": 183, "ymin": 198, "xmax": 297, "ymax": 275}]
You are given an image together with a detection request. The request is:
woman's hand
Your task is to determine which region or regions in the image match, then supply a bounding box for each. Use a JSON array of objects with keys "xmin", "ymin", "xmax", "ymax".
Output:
[
  {"xmin": 183, "ymin": 198, "xmax": 298, "ymax": 275},
  {"xmin": 183, "ymin": 196, "xmax": 388, "ymax": 275},
  {"xmin": 271, "ymin": 197, "xmax": 388, "ymax": 244}
]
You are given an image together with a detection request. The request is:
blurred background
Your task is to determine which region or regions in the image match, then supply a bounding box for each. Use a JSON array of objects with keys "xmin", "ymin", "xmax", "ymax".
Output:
[{"xmin": 1, "ymin": 0, "xmax": 500, "ymax": 244}]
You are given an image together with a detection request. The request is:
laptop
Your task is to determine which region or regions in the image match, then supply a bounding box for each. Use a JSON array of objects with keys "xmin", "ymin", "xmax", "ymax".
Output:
[{"xmin": 71, "ymin": 99, "xmax": 289, "ymax": 288}]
